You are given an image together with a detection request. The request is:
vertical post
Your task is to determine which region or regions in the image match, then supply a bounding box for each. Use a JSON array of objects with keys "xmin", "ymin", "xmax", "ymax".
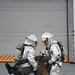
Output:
[
  {"xmin": 66, "ymin": 0, "xmax": 69, "ymax": 62},
  {"xmin": 68, "ymin": 0, "xmax": 75, "ymax": 63},
  {"xmin": 73, "ymin": 0, "xmax": 75, "ymax": 61}
]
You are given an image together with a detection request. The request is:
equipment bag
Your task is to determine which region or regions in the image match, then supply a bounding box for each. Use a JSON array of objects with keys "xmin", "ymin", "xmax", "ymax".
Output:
[
  {"xmin": 57, "ymin": 41, "xmax": 65, "ymax": 62},
  {"xmin": 49, "ymin": 41, "xmax": 65, "ymax": 62}
]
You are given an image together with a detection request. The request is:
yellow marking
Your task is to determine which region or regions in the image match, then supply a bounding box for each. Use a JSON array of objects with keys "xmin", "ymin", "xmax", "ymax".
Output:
[{"xmin": 0, "ymin": 55, "xmax": 15, "ymax": 62}]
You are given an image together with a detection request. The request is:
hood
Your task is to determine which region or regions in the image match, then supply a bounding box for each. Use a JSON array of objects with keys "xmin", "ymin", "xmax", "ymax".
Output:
[{"xmin": 23, "ymin": 39, "xmax": 35, "ymax": 47}]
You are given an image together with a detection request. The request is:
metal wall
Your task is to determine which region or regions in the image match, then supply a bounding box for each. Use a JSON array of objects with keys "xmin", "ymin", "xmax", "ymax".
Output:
[{"xmin": 0, "ymin": 0, "xmax": 67, "ymax": 58}]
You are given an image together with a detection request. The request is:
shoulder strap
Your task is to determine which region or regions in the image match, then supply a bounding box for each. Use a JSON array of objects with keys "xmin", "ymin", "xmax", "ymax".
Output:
[
  {"xmin": 49, "ymin": 42, "xmax": 61, "ymax": 50},
  {"xmin": 49, "ymin": 44, "xmax": 52, "ymax": 50},
  {"xmin": 23, "ymin": 44, "xmax": 34, "ymax": 49},
  {"xmin": 21, "ymin": 44, "xmax": 34, "ymax": 57},
  {"xmin": 49, "ymin": 43, "xmax": 56, "ymax": 50},
  {"xmin": 48, "ymin": 42, "xmax": 58, "ymax": 55}
]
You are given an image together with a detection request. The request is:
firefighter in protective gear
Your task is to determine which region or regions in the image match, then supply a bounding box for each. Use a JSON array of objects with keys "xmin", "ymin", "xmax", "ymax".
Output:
[
  {"xmin": 5, "ymin": 34, "xmax": 42, "ymax": 75},
  {"xmin": 40, "ymin": 32, "xmax": 62, "ymax": 75}
]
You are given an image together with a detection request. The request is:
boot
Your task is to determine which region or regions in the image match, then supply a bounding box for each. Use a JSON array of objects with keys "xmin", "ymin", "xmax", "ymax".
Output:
[
  {"xmin": 5, "ymin": 63, "xmax": 12, "ymax": 74},
  {"xmin": 10, "ymin": 69, "xmax": 22, "ymax": 75}
]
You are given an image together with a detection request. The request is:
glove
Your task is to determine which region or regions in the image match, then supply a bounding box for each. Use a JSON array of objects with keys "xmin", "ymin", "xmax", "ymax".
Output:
[
  {"xmin": 33, "ymin": 63, "xmax": 38, "ymax": 71},
  {"xmin": 48, "ymin": 60, "xmax": 52, "ymax": 64},
  {"xmin": 33, "ymin": 66, "xmax": 37, "ymax": 71}
]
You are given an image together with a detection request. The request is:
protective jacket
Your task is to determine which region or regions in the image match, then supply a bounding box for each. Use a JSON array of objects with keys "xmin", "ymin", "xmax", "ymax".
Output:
[
  {"xmin": 40, "ymin": 40, "xmax": 62, "ymax": 75},
  {"xmin": 20, "ymin": 39, "xmax": 37, "ymax": 68}
]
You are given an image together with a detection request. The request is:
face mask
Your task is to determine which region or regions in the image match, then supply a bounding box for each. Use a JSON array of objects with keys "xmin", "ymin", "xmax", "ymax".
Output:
[
  {"xmin": 42, "ymin": 40, "xmax": 48, "ymax": 46},
  {"xmin": 34, "ymin": 42, "xmax": 38, "ymax": 49}
]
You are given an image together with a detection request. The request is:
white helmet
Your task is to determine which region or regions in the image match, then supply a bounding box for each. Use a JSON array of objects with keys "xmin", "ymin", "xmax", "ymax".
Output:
[
  {"xmin": 27, "ymin": 34, "xmax": 37, "ymax": 42},
  {"xmin": 41, "ymin": 32, "xmax": 53, "ymax": 41},
  {"xmin": 23, "ymin": 34, "xmax": 37, "ymax": 45}
]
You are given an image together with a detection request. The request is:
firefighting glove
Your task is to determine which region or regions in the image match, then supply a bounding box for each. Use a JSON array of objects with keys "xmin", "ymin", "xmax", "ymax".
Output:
[
  {"xmin": 33, "ymin": 67, "xmax": 37, "ymax": 71},
  {"xmin": 48, "ymin": 60, "xmax": 52, "ymax": 64}
]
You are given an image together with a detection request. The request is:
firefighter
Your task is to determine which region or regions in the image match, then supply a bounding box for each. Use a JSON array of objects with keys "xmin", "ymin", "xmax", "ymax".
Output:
[
  {"xmin": 40, "ymin": 32, "xmax": 62, "ymax": 75},
  {"xmin": 5, "ymin": 34, "xmax": 41, "ymax": 75}
]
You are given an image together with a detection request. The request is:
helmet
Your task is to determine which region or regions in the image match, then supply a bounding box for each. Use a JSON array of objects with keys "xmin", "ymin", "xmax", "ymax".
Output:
[
  {"xmin": 23, "ymin": 34, "xmax": 38, "ymax": 46},
  {"xmin": 41, "ymin": 32, "xmax": 53, "ymax": 41},
  {"xmin": 27, "ymin": 34, "xmax": 37, "ymax": 43}
]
